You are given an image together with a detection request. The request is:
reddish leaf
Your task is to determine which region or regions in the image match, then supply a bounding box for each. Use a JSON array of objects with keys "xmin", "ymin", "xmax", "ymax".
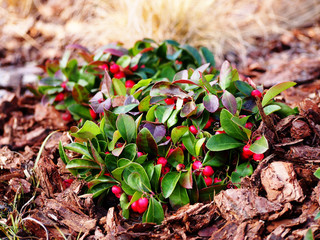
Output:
[
  {"xmin": 221, "ymin": 90, "xmax": 237, "ymax": 115},
  {"xmin": 203, "ymin": 93, "xmax": 219, "ymax": 113}
]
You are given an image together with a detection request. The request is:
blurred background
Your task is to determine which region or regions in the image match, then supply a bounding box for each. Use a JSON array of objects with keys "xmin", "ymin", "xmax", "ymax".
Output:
[{"xmin": 1, "ymin": 0, "xmax": 320, "ymax": 67}]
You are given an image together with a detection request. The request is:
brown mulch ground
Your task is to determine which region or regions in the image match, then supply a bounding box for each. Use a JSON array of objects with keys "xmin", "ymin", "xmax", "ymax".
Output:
[{"xmin": 1, "ymin": 23, "xmax": 320, "ymax": 239}]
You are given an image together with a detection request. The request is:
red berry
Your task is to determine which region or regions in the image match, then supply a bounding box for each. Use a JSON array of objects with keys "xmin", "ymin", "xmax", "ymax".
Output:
[
  {"xmin": 253, "ymin": 153, "xmax": 264, "ymax": 161},
  {"xmin": 215, "ymin": 130, "xmax": 225, "ymax": 135},
  {"xmin": 242, "ymin": 144, "xmax": 253, "ymax": 157},
  {"xmin": 192, "ymin": 160, "xmax": 203, "ymax": 170},
  {"xmin": 241, "ymin": 152, "xmax": 251, "ymax": 159},
  {"xmin": 131, "ymin": 201, "xmax": 139, "ymax": 212},
  {"xmin": 189, "ymin": 125, "xmax": 198, "ymax": 135},
  {"xmin": 157, "ymin": 157, "xmax": 167, "ymax": 167},
  {"xmin": 137, "ymin": 152, "xmax": 144, "ymax": 157},
  {"xmin": 166, "ymin": 136, "xmax": 171, "ymax": 141},
  {"xmin": 204, "ymin": 118, "xmax": 213, "ymax": 129},
  {"xmin": 105, "ymin": 151, "xmax": 110, "ymax": 154},
  {"xmin": 164, "ymin": 98, "xmax": 175, "ymax": 105},
  {"xmin": 125, "ymin": 80, "xmax": 135, "ymax": 88},
  {"xmin": 114, "ymin": 71, "xmax": 125, "ymax": 79},
  {"xmin": 61, "ymin": 82, "xmax": 67, "ymax": 89},
  {"xmin": 128, "ymin": 195, "xmax": 132, "ymax": 201},
  {"xmin": 204, "ymin": 177, "xmax": 213, "ymax": 186},
  {"xmin": 131, "ymin": 65, "xmax": 138, "ymax": 71},
  {"xmin": 251, "ymin": 90, "xmax": 262, "ymax": 98},
  {"xmin": 116, "ymin": 143, "xmax": 124, "ymax": 148},
  {"xmin": 138, "ymin": 197, "xmax": 149, "ymax": 213},
  {"xmin": 202, "ymin": 166, "xmax": 214, "ymax": 177},
  {"xmin": 191, "ymin": 156, "xmax": 197, "ymax": 161},
  {"xmin": 255, "ymin": 136, "xmax": 262, "ymax": 141},
  {"xmin": 161, "ymin": 166, "xmax": 170, "ymax": 175},
  {"xmin": 55, "ymin": 92, "xmax": 64, "ymax": 102},
  {"xmin": 98, "ymin": 64, "xmax": 109, "ymax": 71},
  {"xmin": 110, "ymin": 64, "xmax": 120, "ymax": 74},
  {"xmin": 89, "ymin": 109, "xmax": 97, "ymax": 120},
  {"xmin": 245, "ymin": 122, "xmax": 254, "ymax": 129},
  {"xmin": 111, "ymin": 185, "xmax": 122, "ymax": 197},
  {"xmin": 176, "ymin": 163, "xmax": 185, "ymax": 171},
  {"xmin": 62, "ymin": 111, "xmax": 72, "ymax": 121},
  {"xmin": 180, "ymin": 143, "xmax": 186, "ymax": 151},
  {"xmin": 98, "ymin": 98, "xmax": 105, "ymax": 103},
  {"xmin": 214, "ymin": 178, "xmax": 222, "ymax": 183}
]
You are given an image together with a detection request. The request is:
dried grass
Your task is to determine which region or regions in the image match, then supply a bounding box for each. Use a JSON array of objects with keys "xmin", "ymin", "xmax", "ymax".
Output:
[{"xmin": 1, "ymin": 0, "xmax": 320, "ymax": 62}]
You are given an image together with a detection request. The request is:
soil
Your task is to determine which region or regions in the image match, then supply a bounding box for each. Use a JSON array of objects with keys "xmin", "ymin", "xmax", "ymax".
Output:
[{"xmin": 1, "ymin": 23, "xmax": 320, "ymax": 240}]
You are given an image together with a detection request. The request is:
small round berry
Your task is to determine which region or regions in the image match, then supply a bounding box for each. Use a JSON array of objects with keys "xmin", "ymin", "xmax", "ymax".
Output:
[
  {"xmin": 164, "ymin": 98, "xmax": 175, "ymax": 105},
  {"xmin": 215, "ymin": 130, "xmax": 226, "ymax": 135},
  {"xmin": 125, "ymin": 80, "xmax": 135, "ymax": 88},
  {"xmin": 245, "ymin": 122, "xmax": 254, "ymax": 129},
  {"xmin": 157, "ymin": 157, "xmax": 167, "ymax": 167},
  {"xmin": 114, "ymin": 71, "xmax": 126, "ymax": 79},
  {"xmin": 168, "ymin": 149, "xmax": 174, "ymax": 156},
  {"xmin": 161, "ymin": 166, "xmax": 170, "ymax": 175},
  {"xmin": 253, "ymin": 153, "xmax": 264, "ymax": 161},
  {"xmin": 111, "ymin": 185, "xmax": 122, "ymax": 197},
  {"xmin": 192, "ymin": 160, "xmax": 203, "ymax": 170},
  {"xmin": 202, "ymin": 166, "xmax": 214, "ymax": 177},
  {"xmin": 131, "ymin": 201, "xmax": 139, "ymax": 212},
  {"xmin": 116, "ymin": 143, "xmax": 124, "ymax": 148},
  {"xmin": 137, "ymin": 152, "xmax": 144, "ymax": 157},
  {"xmin": 55, "ymin": 92, "xmax": 64, "ymax": 102},
  {"xmin": 204, "ymin": 177, "xmax": 213, "ymax": 186},
  {"xmin": 242, "ymin": 144, "xmax": 253, "ymax": 157},
  {"xmin": 131, "ymin": 64, "xmax": 138, "ymax": 71},
  {"xmin": 98, "ymin": 64, "xmax": 109, "ymax": 71},
  {"xmin": 62, "ymin": 111, "xmax": 72, "ymax": 121},
  {"xmin": 251, "ymin": 90, "xmax": 262, "ymax": 98},
  {"xmin": 63, "ymin": 179, "xmax": 74, "ymax": 188},
  {"xmin": 61, "ymin": 82, "xmax": 67, "ymax": 89},
  {"xmin": 166, "ymin": 136, "xmax": 171, "ymax": 141},
  {"xmin": 204, "ymin": 118, "xmax": 213, "ymax": 129},
  {"xmin": 214, "ymin": 177, "xmax": 222, "ymax": 184},
  {"xmin": 89, "ymin": 108, "xmax": 97, "ymax": 120},
  {"xmin": 176, "ymin": 163, "xmax": 185, "ymax": 172},
  {"xmin": 189, "ymin": 125, "xmax": 198, "ymax": 135},
  {"xmin": 138, "ymin": 197, "xmax": 149, "ymax": 213},
  {"xmin": 128, "ymin": 195, "xmax": 132, "ymax": 201},
  {"xmin": 180, "ymin": 143, "xmax": 186, "ymax": 151},
  {"xmin": 255, "ymin": 136, "xmax": 262, "ymax": 141},
  {"xmin": 110, "ymin": 64, "xmax": 120, "ymax": 74}
]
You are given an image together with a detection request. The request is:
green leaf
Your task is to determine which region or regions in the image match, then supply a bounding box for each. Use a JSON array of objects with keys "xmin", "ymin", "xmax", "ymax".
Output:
[
  {"xmin": 66, "ymin": 159, "xmax": 100, "ymax": 169},
  {"xmin": 219, "ymin": 61, "xmax": 232, "ymax": 90},
  {"xmin": 161, "ymin": 172, "xmax": 181, "ymax": 198},
  {"xmin": 119, "ymin": 193, "xmax": 129, "ymax": 219},
  {"xmin": 113, "ymin": 104, "xmax": 138, "ymax": 114},
  {"xmin": 151, "ymin": 164, "xmax": 162, "ymax": 193},
  {"xmin": 195, "ymin": 138, "xmax": 206, "ymax": 156},
  {"xmin": 272, "ymin": 102, "xmax": 298, "ymax": 118},
  {"xmin": 108, "ymin": 130, "xmax": 122, "ymax": 151},
  {"xmin": 304, "ymin": 228, "xmax": 314, "ymax": 240},
  {"xmin": 111, "ymin": 159, "xmax": 131, "ymax": 181},
  {"xmin": 136, "ymin": 128, "xmax": 158, "ymax": 158},
  {"xmin": 171, "ymin": 126, "xmax": 188, "ymax": 144},
  {"xmin": 120, "ymin": 143, "xmax": 137, "ymax": 160},
  {"xmin": 72, "ymin": 84, "xmax": 90, "ymax": 103},
  {"xmin": 263, "ymin": 104, "xmax": 281, "ymax": 115},
  {"xmin": 146, "ymin": 105, "xmax": 157, "ymax": 122},
  {"xmin": 130, "ymin": 78, "xmax": 152, "ymax": 94},
  {"xmin": 116, "ymin": 114, "xmax": 136, "ymax": 143},
  {"xmin": 200, "ymin": 47, "xmax": 215, "ymax": 67},
  {"xmin": 315, "ymin": 211, "xmax": 320, "ymax": 220},
  {"xmin": 126, "ymin": 191, "xmax": 143, "ymax": 209},
  {"xmin": 64, "ymin": 142, "xmax": 93, "ymax": 160},
  {"xmin": 167, "ymin": 147, "xmax": 184, "ymax": 167},
  {"xmin": 180, "ymin": 44, "xmax": 202, "ymax": 66},
  {"xmin": 89, "ymin": 182, "xmax": 115, "ymax": 198},
  {"xmin": 249, "ymin": 135, "xmax": 268, "ymax": 154},
  {"xmin": 144, "ymin": 197, "xmax": 164, "ymax": 225},
  {"xmin": 155, "ymin": 105, "xmax": 175, "ymax": 123},
  {"xmin": 314, "ymin": 168, "xmax": 320, "ymax": 179},
  {"xmin": 70, "ymin": 120, "xmax": 101, "ymax": 140},
  {"xmin": 203, "ymin": 151, "xmax": 226, "ymax": 167},
  {"xmin": 68, "ymin": 104, "xmax": 91, "ymax": 119},
  {"xmin": 169, "ymin": 184, "xmax": 189, "ymax": 209},
  {"xmin": 262, "ymin": 81, "xmax": 296, "ymax": 107},
  {"xmin": 182, "ymin": 131, "xmax": 196, "ymax": 156},
  {"xmin": 116, "ymin": 55, "xmax": 131, "ymax": 68},
  {"xmin": 234, "ymin": 80, "xmax": 253, "ymax": 97},
  {"xmin": 138, "ymin": 95, "xmax": 151, "ymax": 112},
  {"xmin": 59, "ymin": 141, "xmax": 70, "ymax": 165},
  {"xmin": 167, "ymin": 109, "xmax": 179, "ymax": 128},
  {"xmin": 220, "ymin": 109, "xmax": 248, "ymax": 141},
  {"xmin": 101, "ymin": 110, "xmax": 117, "ymax": 139},
  {"xmin": 231, "ymin": 162, "xmax": 253, "ymax": 184},
  {"xmin": 206, "ymin": 134, "xmax": 243, "ymax": 151},
  {"xmin": 126, "ymin": 172, "xmax": 145, "ymax": 192},
  {"xmin": 112, "ymin": 78, "xmax": 126, "ymax": 96}
]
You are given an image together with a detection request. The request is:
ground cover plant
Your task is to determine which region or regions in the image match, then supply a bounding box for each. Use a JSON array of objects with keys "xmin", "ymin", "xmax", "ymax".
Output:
[{"xmin": 51, "ymin": 40, "xmax": 298, "ymax": 224}]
